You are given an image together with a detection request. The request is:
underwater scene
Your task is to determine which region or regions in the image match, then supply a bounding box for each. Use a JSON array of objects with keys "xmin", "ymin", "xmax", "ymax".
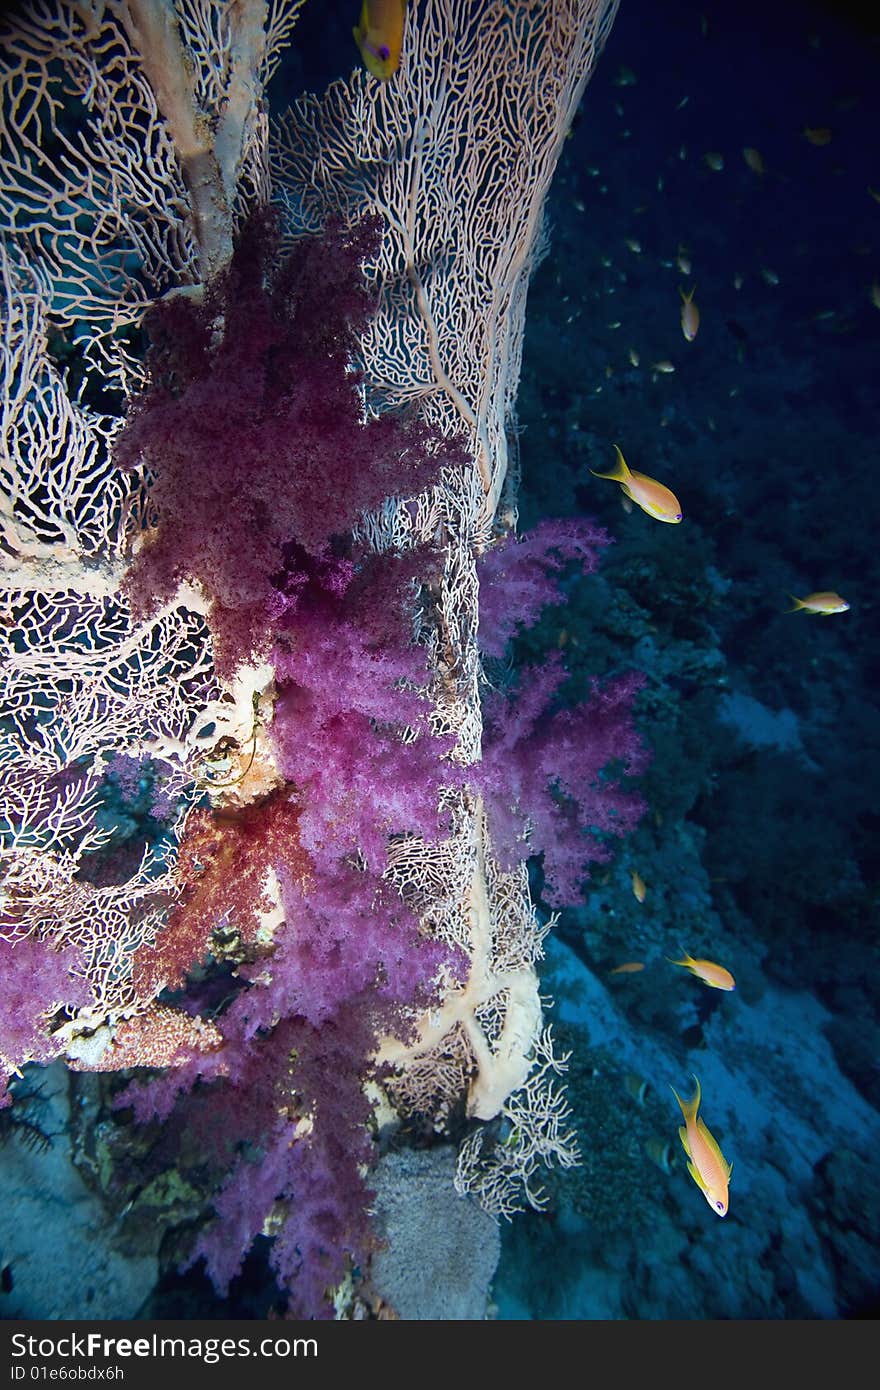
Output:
[{"xmin": 0, "ymin": 0, "xmax": 878, "ymax": 1323}]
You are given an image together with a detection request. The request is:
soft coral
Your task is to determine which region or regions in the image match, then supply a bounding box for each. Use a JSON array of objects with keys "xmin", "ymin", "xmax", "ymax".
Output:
[{"xmin": 115, "ymin": 211, "xmax": 459, "ymax": 680}]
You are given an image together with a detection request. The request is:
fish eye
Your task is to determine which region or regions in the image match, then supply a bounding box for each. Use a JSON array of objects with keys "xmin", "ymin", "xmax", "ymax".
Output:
[
  {"xmin": 716, "ymin": 1201, "xmax": 724, "ymax": 1211},
  {"xmin": 379, "ymin": 44, "xmax": 390, "ymax": 59}
]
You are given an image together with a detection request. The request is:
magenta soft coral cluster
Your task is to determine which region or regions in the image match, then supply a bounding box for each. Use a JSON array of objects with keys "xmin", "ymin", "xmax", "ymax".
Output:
[
  {"xmin": 157, "ymin": 541, "xmax": 462, "ymax": 1313},
  {"xmin": 478, "ymin": 516, "xmax": 611, "ymax": 658},
  {"xmin": 112, "ymin": 212, "xmax": 466, "ymax": 1315},
  {"xmin": 270, "ymin": 546, "xmax": 460, "ymax": 871},
  {"xmin": 114, "ymin": 210, "xmax": 459, "ymax": 679},
  {"xmin": 476, "ymin": 520, "xmax": 648, "ymax": 905},
  {"xmin": 122, "ymin": 1004, "xmax": 384, "ymax": 1319},
  {"xmin": 108, "ymin": 212, "xmax": 648, "ymax": 1317},
  {"xmin": 186, "ymin": 1007, "xmax": 383, "ymax": 1320},
  {"xmin": 0, "ymin": 935, "xmax": 89, "ymax": 1107}
]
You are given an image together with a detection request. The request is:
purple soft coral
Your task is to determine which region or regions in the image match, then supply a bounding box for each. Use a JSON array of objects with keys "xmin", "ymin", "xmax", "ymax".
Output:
[
  {"xmin": 185, "ymin": 1008, "xmax": 380, "ymax": 1319},
  {"xmin": 270, "ymin": 545, "xmax": 461, "ymax": 874},
  {"xmin": 481, "ymin": 655, "xmax": 647, "ymax": 905},
  {"xmin": 0, "ymin": 935, "xmax": 89, "ymax": 1105},
  {"xmin": 110, "ymin": 210, "xmax": 470, "ymax": 1315},
  {"xmin": 115, "ymin": 211, "xmax": 461, "ymax": 679},
  {"xmin": 478, "ymin": 517, "xmax": 610, "ymax": 659},
  {"xmin": 476, "ymin": 518, "xmax": 648, "ymax": 904}
]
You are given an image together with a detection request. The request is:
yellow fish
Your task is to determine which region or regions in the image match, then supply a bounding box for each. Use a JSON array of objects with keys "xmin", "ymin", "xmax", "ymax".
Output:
[
  {"xmin": 679, "ymin": 284, "xmax": 700, "ymax": 342},
  {"xmin": 803, "ymin": 126, "xmax": 832, "ymax": 146},
  {"xmin": 608, "ymin": 961, "xmax": 645, "ymax": 976},
  {"xmin": 667, "ymin": 952, "xmax": 735, "ymax": 991},
  {"xmin": 671, "ymin": 1075, "xmax": 732, "ymax": 1216},
  {"xmin": 353, "ymin": 0, "xmax": 407, "ymax": 81},
  {"xmin": 591, "ymin": 445, "xmax": 683, "ymax": 523},
  {"xmin": 742, "ymin": 146, "xmax": 765, "ymax": 174},
  {"xmin": 786, "ymin": 590, "xmax": 850, "ymax": 615},
  {"xmin": 631, "ymin": 869, "xmax": 647, "ymax": 902},
  {"xmin": 624, "ymin": 1073, "xmax": 650, "ymax": 1104},
  {"xmin": 645, "ymin": 1136, "xmax": 676, "ymax": 1174}
]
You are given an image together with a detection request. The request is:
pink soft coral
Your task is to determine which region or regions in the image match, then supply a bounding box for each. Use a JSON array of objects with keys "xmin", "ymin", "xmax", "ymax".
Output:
[{"xmin": 114, "ymin": 211, "xmax": 460, "ymax": 679}]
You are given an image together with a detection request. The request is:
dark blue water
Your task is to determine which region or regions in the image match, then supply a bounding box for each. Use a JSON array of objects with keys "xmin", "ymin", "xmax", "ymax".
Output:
[{"xmin": 494, "ymin": 0, "xmax": 880, "ymax": 1319}]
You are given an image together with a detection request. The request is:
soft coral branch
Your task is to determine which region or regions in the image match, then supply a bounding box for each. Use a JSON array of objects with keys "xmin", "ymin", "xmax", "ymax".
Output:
[
  {"xmin": 115, "ymin": 210, "xmax": 460, "ymax": 680},
  {"xmin": 480, "ymin": 655, "xmax": 648, "ymax": 905},
  {"xmin": 475, "ymin": 517, "xmax": 648, "ymax": 904}
]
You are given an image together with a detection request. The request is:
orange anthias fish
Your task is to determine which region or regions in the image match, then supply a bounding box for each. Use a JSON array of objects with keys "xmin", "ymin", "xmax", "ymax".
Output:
[
  {"xmin": 608, "ymin": 961, "xmax": 645, "ymax": 976},
  {"xmin": 645, "ymin": 1135, "xmax": 676, "ymax": 1174},
  {"xmin": 671, "ymin": 1075, "xmax": 732, "ymax": 1217},
  {"xmin": 786, "ymin": 590, "xmax": 850, "ymax": 616},
  {"xmin": 631, "ymin": 869, "xmax": 647, "ymax": 902},
  {"xmin": 666, "ymin": 952, "xmax": 736, "ymax": 990},
  {"xmin": 679, "ymin": 284, "xmax": 700, "ymax": 341},
  {"xmin": 742, "ymin": 146, "xmax": 765, "ymax": 174},
  {"xmin": 591, "ymin": 445, "xmax": 683, "ymax": 523},
  {"xmin": 353, "ymin": 0, "xmax": 407, "ymax": 81}
]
